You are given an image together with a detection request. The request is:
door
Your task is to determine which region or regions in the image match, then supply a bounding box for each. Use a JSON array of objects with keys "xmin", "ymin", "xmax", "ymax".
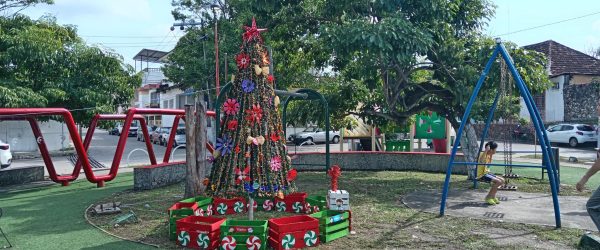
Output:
[
  {"xmin": 560, "ymin": 125, "xmax": 574, "ymax": 143},
  {"xmin": 546, "ymin": 125, "xmax": 562, "ymax": 143}
]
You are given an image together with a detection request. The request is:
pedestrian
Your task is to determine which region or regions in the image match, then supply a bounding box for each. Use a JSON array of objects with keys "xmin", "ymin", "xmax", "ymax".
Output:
[{"xmin": 576, "ymin": 149, "xmax": 600, "ymax": 230}]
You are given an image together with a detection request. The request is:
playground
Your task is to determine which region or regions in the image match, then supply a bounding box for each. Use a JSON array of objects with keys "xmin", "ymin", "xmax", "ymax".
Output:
[{"xmin": 1, "ymin": 21, "xmax": 599, "ymax": 250}]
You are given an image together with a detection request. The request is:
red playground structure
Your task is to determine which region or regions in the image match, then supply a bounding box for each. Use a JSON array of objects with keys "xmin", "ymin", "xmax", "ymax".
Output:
[{"xmin": 0, "ymin": 108, "xmax": 215, "ymax": 187}]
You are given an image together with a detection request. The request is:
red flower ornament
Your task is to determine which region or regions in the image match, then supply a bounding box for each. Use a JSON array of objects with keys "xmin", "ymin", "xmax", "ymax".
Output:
[
  {"xmin": 245, "ymin": 104, "xmax": 263, "ymax": 123},
  {"xmin": 236, "ymin": 53, "xmax": 250, "ymax": 69},
  {"xmin": 223, "ymin": 98, "xmax": 240, "ymax": 116},
  {"xmin": 270, "ymin": 133, "xmax": 280, "ymax": 142},
  {"xmin": 227, "ymin": 120, "xmax": 238, "ymax": 131}
]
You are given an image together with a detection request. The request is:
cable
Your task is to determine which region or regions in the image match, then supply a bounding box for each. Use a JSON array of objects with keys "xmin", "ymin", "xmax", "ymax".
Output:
[{"xmin": 493, "ymin": 10, "xmax": 600, "ymax": 37}]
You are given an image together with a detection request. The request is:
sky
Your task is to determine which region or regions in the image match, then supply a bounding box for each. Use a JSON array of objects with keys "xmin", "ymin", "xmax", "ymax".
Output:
[{"xmin": 20, "ymin": 0, "xmax": 600, "ymax": 69}]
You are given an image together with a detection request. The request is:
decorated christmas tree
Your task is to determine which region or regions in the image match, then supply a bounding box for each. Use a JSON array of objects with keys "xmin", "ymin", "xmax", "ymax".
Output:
[{"xmin": 207, "ymin": 18, "xmax": 296, "ymax": 198}]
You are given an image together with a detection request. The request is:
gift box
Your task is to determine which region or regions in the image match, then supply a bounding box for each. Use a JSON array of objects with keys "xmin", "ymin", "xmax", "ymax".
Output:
[
  {"xmin": 213, "ymin": 197, "xmax": 246, "ymax": 215},
  {"xmin": 305, "ymin": 195, "xmax": 327, "ymax": 214},
  {"xmin": 310, "ymin": 210, "xmax": 350, "ymax": 243},
  {"xmin": 176, "ymin": 216, "xmax": 226, "ymax": 249},
  {"xmin": 220, "ymin": 219, "xmax": 268, "ymax": 250},
  {"xmin": 275, "ymin": 192, "xmax": 307, "ymax": 213},
  {"xmin": 180, "ymin": 196, "xmax": 214, "ymax": 216},
  {"xmin": 327, "ymin": 190, "xmax": 350, "ymax": 211},
  {"xmin": 268, "ymin": 215, "xmax": 320, "ymax": 250},
  {"xmin": 251, "ymin": 197, "xmax": 275, "ymax": 212},
  {"xmin": 168, "ymin": 202, "xmax": 199, "ymax": 240}
]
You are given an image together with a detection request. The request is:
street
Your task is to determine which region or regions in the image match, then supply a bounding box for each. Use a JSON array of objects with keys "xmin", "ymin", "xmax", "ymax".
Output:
[{"xmin": 10, "ymin": 129, "xmax": 187, "ymax": 178}]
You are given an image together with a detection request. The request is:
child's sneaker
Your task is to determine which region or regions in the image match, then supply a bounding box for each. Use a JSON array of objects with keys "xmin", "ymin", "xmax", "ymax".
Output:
[
  {"xmin": 493, "ymin": 197, "xmax": 500, "ymax": 204},
  {"xmin": 485, "ymin": 198, "xmax": 497, "ymax": 205}
]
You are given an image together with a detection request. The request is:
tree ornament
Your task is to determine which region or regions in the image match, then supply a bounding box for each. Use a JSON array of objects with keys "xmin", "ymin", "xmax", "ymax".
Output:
[
  {"xmin": 235, "ymin": 167, "xmax": 250, "ymax": 184},
  {"xmin": 267, "ymin": 74, "xmax": 275, "ymax": 84},
  {"xmin": 270, "ymin": 156, "xmax": 282, "ymax": 171},
  {"xmin": 216, "ymin": 135, "xmax": 233, "ymax": 155},
  {"xmin": 287, "ymin": 169, "xmax": 297, "ymax": 182},
  {"xmin": 245, "ymin": 104, "xmax": 263, "ymax": 123},
  {"xmin": 242, "ymin": 17, "xmax": 267, "ymax": 43},
  {"xmin": 256, "ymin": 135, "xmax": 265, "ymax": 145},
  {"xmin": 227, "ymin": 120, "xmax": 238, "ymax": 131},
  {"xmin": 274, "ymin": 96, "xmax": 280, "ymax": 107},
  {"xmin": 254, "ymin": 64, "xmax": 269, "ymax": 76},
  {"xmin": 270, "ymin": 133, "xmax": 280, "ymax": 142},
  {"xmin": 223, "ymin": 98, "xmax": 240, "ymax": 115},
  {"xmin": 242, "ymin": 79, "xmax": 255, "ymax": 93},
  {"xmin": 236, "ymin": 53, "xmax": 251, "ymax": 69}
]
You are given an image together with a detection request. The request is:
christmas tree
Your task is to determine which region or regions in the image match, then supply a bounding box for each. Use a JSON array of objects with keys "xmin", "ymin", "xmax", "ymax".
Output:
[{"xmin": 207, "ymin": 18, "xmax": 296, "ymax": 198}]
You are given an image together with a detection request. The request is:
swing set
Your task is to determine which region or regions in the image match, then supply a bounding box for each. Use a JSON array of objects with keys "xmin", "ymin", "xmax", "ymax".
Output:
[{"xmin": 439, "ymin": 39, "xmax": 561, "ymax": 228}]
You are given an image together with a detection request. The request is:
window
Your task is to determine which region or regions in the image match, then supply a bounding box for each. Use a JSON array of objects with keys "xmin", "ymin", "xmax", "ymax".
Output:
[
  {"xmin": 577, "ymin": 125, "xmax": 595, "ymax": 131},
  {"xmin": 169, "ymin": 99, "xmax": 175, "ymax": 109},
  {"xmin": 548, "ymin": 125, "xmax": 561, "ymax": 132},
  {"xmin": 163, "ymin": 100, "xmax": 168, "ymax": 108},
  {"xmin": 562, "ymin": 125, "xmax": 574, "ymax": 131}
]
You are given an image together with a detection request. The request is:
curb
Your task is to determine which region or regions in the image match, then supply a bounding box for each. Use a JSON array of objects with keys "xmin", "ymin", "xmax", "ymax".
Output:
[{"xmin": 12, "ymin": 150, "xmax": 76, "ymax": 160}]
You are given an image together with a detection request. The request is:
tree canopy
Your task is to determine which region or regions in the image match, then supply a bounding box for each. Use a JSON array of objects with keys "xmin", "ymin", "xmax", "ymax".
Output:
[
  {"xmin": 0, "ymin": 14, "xmax": 140, "ymax": 124},
  {"xmin": 168, "ymin": 0, "xmax": 551, "ymax": 132}
]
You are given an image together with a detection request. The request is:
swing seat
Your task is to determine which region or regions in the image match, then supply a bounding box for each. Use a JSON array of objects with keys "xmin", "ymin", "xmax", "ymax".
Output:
[{"xmin": 67, "ymin": 154, "xmax": 107, "ymax": 169}]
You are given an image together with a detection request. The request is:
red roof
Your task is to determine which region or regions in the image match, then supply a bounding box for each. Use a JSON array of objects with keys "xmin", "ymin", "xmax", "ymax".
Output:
[
  {"xmin": 523, "ymin": 40, "xmax": 600, "ymax": 77},
  {"xmin": 138, "ymin": 84, "xmax": 160, "ymax": 91}
]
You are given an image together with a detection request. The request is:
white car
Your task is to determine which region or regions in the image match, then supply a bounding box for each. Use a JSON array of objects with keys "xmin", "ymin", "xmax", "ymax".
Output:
[
  {"xmin": 162, "ymin": 127, "xmax": 186, "ymax": 147},
  {"xmin": 287, "ymin": 127, "xmax": 340, "ymax": 145},
  {"xmin": 0, "ymin": 140, "xmax": 12, "ymax": 169},
  {"xmin": 546, "ymin": 124, "xmax": 596, "ymax": 147}
]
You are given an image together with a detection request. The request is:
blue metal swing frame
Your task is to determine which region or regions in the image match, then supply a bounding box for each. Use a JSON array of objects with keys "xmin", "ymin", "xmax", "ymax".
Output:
[{"xmin": 439, "ymin": 39, "xmax": 561, "ymax": 228}]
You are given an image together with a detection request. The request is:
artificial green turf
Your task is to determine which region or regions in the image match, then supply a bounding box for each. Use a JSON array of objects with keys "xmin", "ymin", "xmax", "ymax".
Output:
[{"xmin": 0, "ymin": 173, "xmax": 153, "ymax": 250}]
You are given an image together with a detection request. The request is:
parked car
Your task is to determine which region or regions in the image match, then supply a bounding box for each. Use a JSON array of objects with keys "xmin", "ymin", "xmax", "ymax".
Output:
[
  {"xmin": 110, "ymin": 122, "xmax": 139, "ymax": 137},
  {"xmin": 287, "ymin": 126, "xmax": 340, "ymax": 145},
  {"xmin": 151, "ymin": 127, "xmax": 172, "ymax": 145},
  {"xmin": 546, "ymin": 124, "xmax": 596, "ymax": 147},
  {"xmin": 0, "ymin": 140, "xmax": 12, "ymax": 169},
  {"xmin": 162, "ymin": 127, "xmax": 186, "ymax": 147},
  {"xmin": 137, "ymin": 125, "xmax": 158, "ymax": 142}
]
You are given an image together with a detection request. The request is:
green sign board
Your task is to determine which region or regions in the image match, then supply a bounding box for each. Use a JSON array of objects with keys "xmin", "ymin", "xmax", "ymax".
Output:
[{"xmin": 415, "ymin": 112, "xmax": 446, "ymax": 139}]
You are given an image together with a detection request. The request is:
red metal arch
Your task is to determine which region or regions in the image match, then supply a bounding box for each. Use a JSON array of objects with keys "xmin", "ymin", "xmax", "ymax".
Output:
[
  {"xmin": 0, "ymin": 108, "xmax": 217, "ymax": 187},
  {"xmin": 0, "ymin": 108, "xmax": 91, "ymax": 186}
]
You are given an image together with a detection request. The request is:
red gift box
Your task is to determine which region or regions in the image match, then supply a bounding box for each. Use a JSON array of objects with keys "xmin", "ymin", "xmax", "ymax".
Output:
[
  {"xmin": 275, "ymin": 192, "xmax": 307, "ymax": 213},
  {"xmin": 176, "ymin": 216, "xmax": 226, "ymax": 249},
  {"xmin": 268, "ymin": 215, "xmax": 320, "ymax": 249},
  {"xmin": 213, "ymin": 197, "xmax": 246, "ymax": 215}
]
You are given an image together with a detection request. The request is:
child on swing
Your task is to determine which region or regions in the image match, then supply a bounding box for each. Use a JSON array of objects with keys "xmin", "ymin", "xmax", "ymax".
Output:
[{"xmin": 478, "ymin": 141, "xmax": 505, "ymax": 205}]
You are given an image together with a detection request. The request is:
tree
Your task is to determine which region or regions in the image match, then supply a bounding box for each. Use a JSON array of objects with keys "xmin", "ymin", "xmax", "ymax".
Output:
[
  {"xmin": 0, "ymin": 15, "xmax": 140, "ymax": 125},
  {"xmin": 170, "ymin": 1, "xmax": 552, "ymax": 169},
  {"xmin": 207, "ymin": 19, "xmax": 295, "ymax": 198},
  {"xmin": 0, "ymin": 0, "xmax": 53, "ymax": 16}
]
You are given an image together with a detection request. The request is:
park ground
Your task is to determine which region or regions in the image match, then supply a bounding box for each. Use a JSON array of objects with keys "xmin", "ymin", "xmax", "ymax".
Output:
[{"xmin": 2, "ymin": 169, "xmax": 599, "ymax": 249}]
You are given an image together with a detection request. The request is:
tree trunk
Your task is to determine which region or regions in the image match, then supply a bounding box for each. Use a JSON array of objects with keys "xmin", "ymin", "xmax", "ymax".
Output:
[
  {"xmin": 461, "ymin": 123, "xmax": 480, "ymax": 180},
  {"xmin": 184, "ymin": 102, "xmax": 207, "ymax": 198},
  {"xmin": 195, "ymin": 100, "xmax": 208, "ymax": 194},
  {"xmin": 449, "ymin": 117, "xmax": 480, "ymax": 180}
]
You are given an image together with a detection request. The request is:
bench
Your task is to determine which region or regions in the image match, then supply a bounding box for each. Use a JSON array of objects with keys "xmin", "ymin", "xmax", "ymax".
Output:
[
  {"xmin": 133, "ymin": 161, "xmax": 186, "ymax": 191},
  {"xmin": 0, "ymin": 166, "xmax": 44, "ymax": 186}
]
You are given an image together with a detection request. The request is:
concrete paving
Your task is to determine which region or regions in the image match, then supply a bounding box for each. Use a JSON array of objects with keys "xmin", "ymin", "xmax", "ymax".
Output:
[{"xmin": 403, "ymin": 189, "xmax": 597, "ymax": 231}]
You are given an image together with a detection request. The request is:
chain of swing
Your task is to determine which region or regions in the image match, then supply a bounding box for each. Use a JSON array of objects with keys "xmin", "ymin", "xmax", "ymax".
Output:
[{"xmin": 499, "ymin": 58, "xmax": 519, "ymax": 186}]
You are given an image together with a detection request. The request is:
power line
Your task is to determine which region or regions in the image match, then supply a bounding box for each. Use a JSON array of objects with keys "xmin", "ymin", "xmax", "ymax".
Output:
[{"xmin": 494, "ymin": 10, "xmax": 600, "ymax": 37}]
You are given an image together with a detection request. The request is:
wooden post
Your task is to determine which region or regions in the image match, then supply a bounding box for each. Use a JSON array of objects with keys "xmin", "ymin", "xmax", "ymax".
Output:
[
  {"xmin": 339, "ymin": 128, "xmax": 344, "ymax": 152},
  {"xmin": 184, "ymin": 101, "xmax": 208, "ymax": 198},
  {"xmin": 371, "ymin": 126, "xmax": 376, "ymax": 151}
]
